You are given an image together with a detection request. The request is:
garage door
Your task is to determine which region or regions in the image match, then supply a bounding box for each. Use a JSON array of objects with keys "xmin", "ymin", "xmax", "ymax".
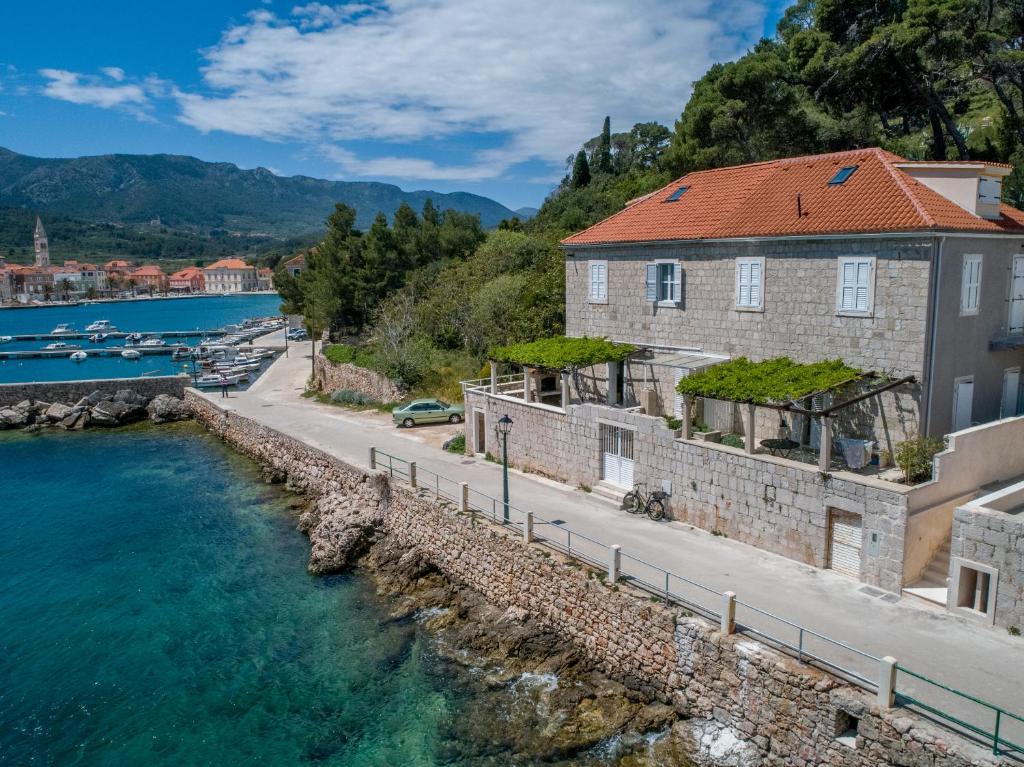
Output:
[
  {"xmin": 601, "ymin": 424, "xmax": 635, "ymax": 489},
  {"xmin": 829, "ymin": 510, "xmax": 862, "ymax": 579}
]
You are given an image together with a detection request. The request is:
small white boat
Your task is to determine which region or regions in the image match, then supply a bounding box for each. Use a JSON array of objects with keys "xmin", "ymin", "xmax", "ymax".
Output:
[
  {"xmin": 85, "ymin": 320, "xmax": 116, "ymax": 332},
  {"xmin": 140, "ymin": 338, "xmax": 166, "ymax": 347},
  {"xmin": 70, "ymin": 351, "xmax": 88, "ymax": 362},
  {"xmin": 88, "ymin": 333, "xmax": 109, "ymax": 343},
  {"xmin": 121, "ymin": 349, "xmax": 142, "ymax": 360},
  {"xmin": 125, "ymin": 332, "xmax": 143, "ymax": 343},
  {"xmin": 0, "ymin": 336, "xmax": 12, "ymax": 344},
  {"xmin": 44, "ymin": 341, "xmax": 81, "ymax": 351},
  {"xmin": 51, "ymin": 323, "xmax": 74, "ymax": 335},
  {"xmin": 194, "ymin": 373, "xmax": 246, "ymax": 388}
]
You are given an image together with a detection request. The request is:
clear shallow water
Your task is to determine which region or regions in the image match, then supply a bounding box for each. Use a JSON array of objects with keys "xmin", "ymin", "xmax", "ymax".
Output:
[
  {"xmin": 0, "ymin": 295, "xmax": 281, "ymax": 383},
  {"xmin": 0, "ymin": 425, "xmax": 467, "ymax": 766}
]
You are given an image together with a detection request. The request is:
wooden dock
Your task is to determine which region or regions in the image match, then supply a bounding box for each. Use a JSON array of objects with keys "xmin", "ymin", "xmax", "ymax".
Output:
[
  {"xmin": 0, "ymin": 347, "xmax": 188, "ymax": 360},
  {"xmin": 7, "ymin": 329, "xmax": 224, "ymax": 342}
]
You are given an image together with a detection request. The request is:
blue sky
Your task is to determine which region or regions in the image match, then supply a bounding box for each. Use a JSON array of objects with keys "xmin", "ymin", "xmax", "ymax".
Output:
[{"xmin": 0, "ymin": 1, "xmax": 791, "ymax": 210}]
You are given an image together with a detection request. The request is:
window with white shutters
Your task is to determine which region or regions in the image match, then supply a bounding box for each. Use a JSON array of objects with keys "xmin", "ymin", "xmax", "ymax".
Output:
[
  {"xmin": 836, "ymin": 257, "xmax": 875, "ymax": 316},
  {"xmin": 960, "ymin": 254, "xmax": 982, "ymax": 316},
  {"xmin": 645, "ymin": 261, "xmax": 681, "ymax": 304},
  {"xmin": 735, "ymin": 257, "xmax": 764, "ymax": 310},
  {"xmin": 588, "ymin": 260, "xmax": 608, "ymax": 303}
]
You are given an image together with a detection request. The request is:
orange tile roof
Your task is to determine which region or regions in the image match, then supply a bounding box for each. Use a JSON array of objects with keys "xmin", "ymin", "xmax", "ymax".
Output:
[
  {"xmin": 205, "ymin": 258, "xmax": 252, "ymax": 270},
  {"xmin": 170, "ymin": 266, "xmax": 203, "ymax": 279},
  {"xmin": 130, "ymin": 265, "xmax": 166, "ymax": 276},
  {"xmin": 562, "ymin": 148, "xmax": 1024, "ymax": 246},
  {"xmin": 284, "ymin": 253, "xmax": 306, "ymax": 268}
]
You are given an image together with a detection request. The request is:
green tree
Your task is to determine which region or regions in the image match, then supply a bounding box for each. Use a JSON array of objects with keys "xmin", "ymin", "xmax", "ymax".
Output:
[
  {"xmin": 595, "ymin": 116, "xmax": 613, "ymax": 173},
  {"xmin": 571, "ymin": 150, "xmax": 591, "ymax": 189}
]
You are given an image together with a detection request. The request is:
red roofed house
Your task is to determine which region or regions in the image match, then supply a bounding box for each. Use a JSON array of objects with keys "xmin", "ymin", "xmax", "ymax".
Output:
[
  {"xmin": 558, "ymin": 148, "xmax": 1024, "ymax": 441},
  {"xmin": 283, "ymin": 252, "xmax": 306, "ymax": 278},
  {"xmin": 463, "ymin": 148, "xmax": 1024, "ymax": 604},
  {"xmin": 257, "ymin": 267, "xmax": 274, "ymax": 291},
  {"xmin": 169, "ymin": 266, "xmax": 205, "ymax": 293},
  {"xmin": 204, "ymin": 258, "xmax": 258, "ymax": 293},
  {"xmin": 128, "ymin": 265, "xmax": 168, "ymax": 292}
]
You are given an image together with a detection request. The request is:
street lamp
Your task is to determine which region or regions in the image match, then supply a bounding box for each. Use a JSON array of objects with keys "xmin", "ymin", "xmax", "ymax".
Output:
[{"xmin": 496, "ymin": 414, "xmax": 514, "ymax": 523}]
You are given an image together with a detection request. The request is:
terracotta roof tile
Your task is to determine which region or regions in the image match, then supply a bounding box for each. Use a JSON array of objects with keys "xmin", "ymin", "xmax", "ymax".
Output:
[
  {"xmin": 205, "ymin": 258, "xmax": 252, "ymax": 270},
  {"xmin": 562, "ymin": 148, "xmax": 1024, "ymax": 246}
]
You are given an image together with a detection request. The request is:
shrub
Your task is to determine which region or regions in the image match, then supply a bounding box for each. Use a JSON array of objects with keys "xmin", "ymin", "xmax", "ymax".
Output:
[
  {"xmin": 721, "ymin": 433, "xmax": 745, "ymax": 449},
  {"xmin": 663, "ymin": 415, "xmax": 682, "ymax": 431},
  {"xmin": 894, "ymin": 437, "xmax": 944, "ymax": 483},
  {"xmin": 323, "ymin": 344, "xmax": 378, "ymax": 369},
  {"xmin": 445, "ymin": 433, "xmax": 466, "ymax": 454},
  {"xmin": 330, "ymin": 388, "xmax": 376, "ymax": 407}
]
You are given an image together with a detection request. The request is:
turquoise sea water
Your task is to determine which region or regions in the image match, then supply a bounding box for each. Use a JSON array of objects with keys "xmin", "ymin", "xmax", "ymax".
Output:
[
  {"xmin": 0, "ymin": 294, "xmax": 282, "ymax": 383},
  {"xmin": 0, "ymin": 426, "xmax": 468, "ymax": 766}
]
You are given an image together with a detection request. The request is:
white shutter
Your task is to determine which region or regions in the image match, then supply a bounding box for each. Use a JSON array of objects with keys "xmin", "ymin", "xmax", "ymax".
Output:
[
  {"xmin": 855, "ymin": 261, "xmax": 870, "ymax": 311},
  {"xmin": 960, "ymin": 255, "xmax": 982, "ymax": 315},
  {"xmin": 749, "ymin": 260, "xmax": 761, "ymax": 307},
  {"xmin": 736, "ymin": 258, "xmax": 763, "ymax": 309},
  {"xmin": 737, "ymin": 262, "xmax": 750, "ymax": 306},
  {"xmin": 589, "ymin": 262, "xmax": 607, "ymax": 302},
  {"xmin": 645, "ymin": 264, "xmax": 658, "ymax": 301},
  {"xmin": 838, "ymin": 258, "xmax": 873, "ymax": 314},
  {"xmin": 670, "ymin": 263, "xmax": 682, "ymax": 303},
  {"xmin": 830, "ymin": 512, "xmax": 862, "ymax": 579}
]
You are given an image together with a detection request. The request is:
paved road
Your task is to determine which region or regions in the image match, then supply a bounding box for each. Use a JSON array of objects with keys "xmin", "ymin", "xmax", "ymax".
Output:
[{"xmin": 204, "ymin": 343, "xmax": 1024, "ymax": 743}]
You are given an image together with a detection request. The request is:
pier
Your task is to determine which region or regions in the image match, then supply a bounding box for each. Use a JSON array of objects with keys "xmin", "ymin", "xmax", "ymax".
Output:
[
  {"xmin": 6, "ymin": 329, "xmax": 224, "ymax": 342},
  {"xmin": 0, "ymin": 347, "xmax": 189, "ymax": 360}
]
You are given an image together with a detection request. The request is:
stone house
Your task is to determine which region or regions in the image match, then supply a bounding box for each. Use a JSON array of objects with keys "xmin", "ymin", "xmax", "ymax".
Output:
[
  {"xmin": 204, "ymin": 258, "xmax": 258, "ymax": 293},
  {"xmin": 464, "ymin": 148, "xmax": 1024, "ymax": 626},
  {"xmin": 128, "ymin": 265, "xmax": 169, "ymax": 292},
  {"xmin": 169, "ymin": 266, "xmax": 205, "ymax": 293}
]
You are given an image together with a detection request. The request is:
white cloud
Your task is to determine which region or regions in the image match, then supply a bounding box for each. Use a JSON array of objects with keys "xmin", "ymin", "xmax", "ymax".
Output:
[
  {"xmin": 39, "ymin": 68, "xmax": 149, "ymax": 110},
  {"xmin": 101, "ymin": 66, "xmax": 126, "ymax": 82},
  {"xmin": 174, "ymin": 0, "xmax": 768, "ymax": 181}
]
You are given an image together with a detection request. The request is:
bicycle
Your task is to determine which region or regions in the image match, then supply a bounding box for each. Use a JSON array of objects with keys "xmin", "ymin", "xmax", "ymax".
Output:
[{"xmin": 622, "ymin": 482, "xmax": 667, "ymax": 521}]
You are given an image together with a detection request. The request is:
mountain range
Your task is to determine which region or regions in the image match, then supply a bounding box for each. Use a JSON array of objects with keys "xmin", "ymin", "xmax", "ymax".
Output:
[{"xmin": 0, "ymin": 147, "xmax": 519, "ymax": 235}]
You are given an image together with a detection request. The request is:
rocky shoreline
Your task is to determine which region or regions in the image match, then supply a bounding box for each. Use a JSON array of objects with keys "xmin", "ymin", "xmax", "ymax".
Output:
[
  {"xmin": 0, "ymin": 390, "xmax": 190, "ymax": 431},
  {"xmin": 296, "ymin": 491, "xmax": 698, "ymax": 766}
]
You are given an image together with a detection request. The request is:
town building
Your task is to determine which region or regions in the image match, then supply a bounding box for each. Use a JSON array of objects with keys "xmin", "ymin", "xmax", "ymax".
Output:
[
  {"xmin": 283, "ymin": 252, "xmax": 305, "ymax": 278},
  {"xmin": 10, "ymin": 264, "xmax": 54, "ymax": 300},
  {"xmin": 128, "ymin": 265, "xmax": 168, "ymax": 292},
  {"xmin": 0, "ymin": 263, "xmax": 14, "ymax": 303},
  {"xmin": 257, "ymin": 268, "xmax": 274, "ymax": 291},
  {"xmin": 203, "ymin": 258, "xmax": 258, "ymax": 293},
  {"xmin": 169, "ymin": 266, "xmax": 205, "ymax": 293},
  {"xmin": 34, "ymin": 217, "xmax": 50, "ymax": 268},
  {"xmin": 463, "ymin": 147, "xmax": 1024, "ymax": 629}
]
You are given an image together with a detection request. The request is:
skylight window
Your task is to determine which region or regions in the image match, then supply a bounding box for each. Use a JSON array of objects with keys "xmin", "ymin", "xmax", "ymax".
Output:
[
  {"xmin": 828, "ymin": 166, "xmax": 858, "ymax": 185},
  {"xmin": 665, "ymin": 186, "xmax": 689, "ymax": 202}
]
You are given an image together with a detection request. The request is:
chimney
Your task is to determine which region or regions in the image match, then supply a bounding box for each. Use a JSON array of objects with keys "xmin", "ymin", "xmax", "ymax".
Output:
[{"xmin": 894, "ymin": 161, "xmax": 1011, "ymax": 220}]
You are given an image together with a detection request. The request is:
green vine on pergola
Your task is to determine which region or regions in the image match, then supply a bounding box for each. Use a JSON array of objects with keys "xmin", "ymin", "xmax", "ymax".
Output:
[
  {"xmin": 675, "ymin": 356, "xmax": 865, "ymax": 406},
  {"xmin": 489, "ymin": 336, "xmax": 636, "ymax": 370}
]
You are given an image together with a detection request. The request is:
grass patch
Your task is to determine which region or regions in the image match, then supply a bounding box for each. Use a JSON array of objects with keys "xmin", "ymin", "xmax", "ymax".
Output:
[{"xmin": 323, "ymin": 343, "xmax": 379, "ymax": 369}]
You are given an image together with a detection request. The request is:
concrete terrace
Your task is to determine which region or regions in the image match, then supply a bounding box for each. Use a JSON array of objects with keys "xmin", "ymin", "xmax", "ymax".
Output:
[{"xmin": 200, "ymin": 341, "xmax": 1024, "ymax": 747}]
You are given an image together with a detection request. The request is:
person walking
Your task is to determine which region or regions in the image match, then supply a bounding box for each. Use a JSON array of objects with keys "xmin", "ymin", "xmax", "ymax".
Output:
[{"xmin": 219, "ymin": 374, "xmax": 229, "ymax": 399}]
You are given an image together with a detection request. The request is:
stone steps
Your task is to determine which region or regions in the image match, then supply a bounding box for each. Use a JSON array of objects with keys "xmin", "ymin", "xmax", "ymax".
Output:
[
  {"xmin": 590, "ymin": 481, "xmax": 628, "ymax": 507},
  {"xmin": 902, "ymin": 540, "xmax": 951, "ymax": 608}
]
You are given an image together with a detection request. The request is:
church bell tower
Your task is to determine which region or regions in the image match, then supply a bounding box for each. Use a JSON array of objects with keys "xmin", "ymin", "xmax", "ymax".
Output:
[{"xmin": 34, "ymin": 217, "xmax": 50, "ymax": 268}]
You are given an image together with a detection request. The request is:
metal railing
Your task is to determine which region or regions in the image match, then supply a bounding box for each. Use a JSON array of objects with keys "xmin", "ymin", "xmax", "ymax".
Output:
[
  {"xmin": 461, "ymin": 373, "xmax": 525, "ymax": 395},
  {"xmin": 368, "ymin": 444, "xmax": 1024, "ymax": 758}
]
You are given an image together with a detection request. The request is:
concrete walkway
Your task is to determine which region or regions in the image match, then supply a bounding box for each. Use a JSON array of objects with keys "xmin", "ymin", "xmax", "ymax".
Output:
[{"xmin": 206, "ymin": 343, "xmax": 1024, "ymax": 745}]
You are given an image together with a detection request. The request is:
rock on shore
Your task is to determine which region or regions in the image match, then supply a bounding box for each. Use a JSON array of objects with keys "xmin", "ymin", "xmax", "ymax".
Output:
[{"xmin": 0, "ymin": 390, "xmax": 191, "ymax": 431}]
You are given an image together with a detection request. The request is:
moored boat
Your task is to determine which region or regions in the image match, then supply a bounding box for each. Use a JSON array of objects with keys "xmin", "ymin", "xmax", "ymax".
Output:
[
  {"xmin": 44, "ymin": 341, "xmax": 81, "ymax": 351},
  {"xmin": 121, "ymin": 349, "xmax": 142, "ymax": 360},
  {"xmin": 85, "ymin": 320, "xmax": 116, "ymax": 332},
  {"xmin": 88, "ymin": 333, "xmax": 109, "ymax": 343},
  {"xmin": 70, "ymin": 351, "xmax": 87, "ymax": 362},
  {"xmin": 193, "ymin": 372, "xmax": 246, "ymax": 388},
  {"xmin": 140, "ymin": 337, "xmax": 166, "ymax": 347},
  {"xmin": 50, "ymin": 323, "xmax": 74, "ymax": 335}
]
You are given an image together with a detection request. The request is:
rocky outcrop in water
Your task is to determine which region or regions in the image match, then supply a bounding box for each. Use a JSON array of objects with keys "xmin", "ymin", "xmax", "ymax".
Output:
[{"xmin": 0, "ymin": 389, "xmax": 191, "ymax": 431}]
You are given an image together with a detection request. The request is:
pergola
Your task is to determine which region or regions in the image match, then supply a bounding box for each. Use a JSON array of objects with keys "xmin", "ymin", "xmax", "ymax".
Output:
[
  {"xmin": 675, "ymin": 357, "xmax": 916, "ymax": 471},
  {"xmin": 487, "ymin": 336, "xmax": 637, "ymax": 409}
]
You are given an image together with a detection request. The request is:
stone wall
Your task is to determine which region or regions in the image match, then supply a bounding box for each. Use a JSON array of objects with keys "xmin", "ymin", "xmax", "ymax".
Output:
[
  {"xmin": 466, "ymin": 389, "xmax": 910, "ymax": 593},
  {"xmin": 312, "ymin": 353, "xmax": 404, "ymax": 403},
  {"xmin": 951, "ymin": 499, "xmax": 1024, "ymax": 631},
  {"xmin": 0, "ymin": 375, "xmax": 189, "ymax": 407},
  {"xmin": 187, "ymin": 390, "xmax": 1005, "ymax": 767}
]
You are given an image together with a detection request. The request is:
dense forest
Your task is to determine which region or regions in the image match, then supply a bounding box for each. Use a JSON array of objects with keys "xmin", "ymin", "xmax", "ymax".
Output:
[{"xmin": 281, "ymin": 0, "xmax": 1024, "ymax": 397}]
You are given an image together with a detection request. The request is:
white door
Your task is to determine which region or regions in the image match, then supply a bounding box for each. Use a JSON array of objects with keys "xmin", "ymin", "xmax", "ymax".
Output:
[
  {"xmin": 829, "ymin": 510, "xmax": 862, "ymax": 579},
  {"xmin": 1002, "ymin": 368, "xmax": 1021, "ymax": 418},
  {"xmin": 953, "ymin": 376, "xmax": 975, "ymax": 431},
  {"xmin": 1011, "ymin": 255, "xmax": 1024, "ymax": 335},
  {"xmin": 601, "ymin": 424, "xmax": 635, "ymax": 488},
  {"xmin": 673, "ymin": 368, "xmax": 684, "ymax": 418}
]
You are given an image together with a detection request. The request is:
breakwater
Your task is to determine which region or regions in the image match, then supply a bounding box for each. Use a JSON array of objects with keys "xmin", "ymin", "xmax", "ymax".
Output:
[
  {"xmin": 187, "ymin": 390, "xmax": 1008, "ymax": 767},
  {"xmin": 0, "ymin": 375, "xmax": 188, "ymax": 407}
]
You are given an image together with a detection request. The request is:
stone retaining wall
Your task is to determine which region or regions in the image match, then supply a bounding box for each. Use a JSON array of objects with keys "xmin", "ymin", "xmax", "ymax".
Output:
[
  {"xmin": 466, "ymin": 389, "xmax": 910, "ymax": 593},
  {"xmin": 312, "ymin": 353, "xmax": 404, "ymax": 403},
  {"xmin": 186, "ymin": 389, "xmax": 1004, "ymax": 767},
  {"xmin": 0, "ymin": 375, "xmax": 189, "ymax": 407}
]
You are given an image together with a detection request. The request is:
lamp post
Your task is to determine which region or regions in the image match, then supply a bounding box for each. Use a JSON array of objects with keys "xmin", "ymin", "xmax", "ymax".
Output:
[{"xmin": 496, "ymin": 414, "xmax": 514, "ymax": 523}]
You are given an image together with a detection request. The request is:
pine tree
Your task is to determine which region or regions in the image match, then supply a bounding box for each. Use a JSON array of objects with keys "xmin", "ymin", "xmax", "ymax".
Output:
[
  {"xmin": 571, "ymin": 150, "xmax": 591, "ymax": 189},
  {"xmin": 596, "ymin": 116, "xmax": 613, "ymax": 173}
]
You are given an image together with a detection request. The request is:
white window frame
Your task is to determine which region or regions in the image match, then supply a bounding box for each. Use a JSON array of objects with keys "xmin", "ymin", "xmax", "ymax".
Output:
[
  {"xmin": 646, "ymin": 259, "xmax": 682, "ymax": 306},
  {"xmin": 734, "ymin": 256, "xmax": 765, "ymax": 312},
  {"xmin": 835, "ymin": 256, "xmax": 876, "ymax": 317},
  {"xmin": 588, "ymin": 260, "xmax": 608, "ymax": 304},
  {"xmin": 960, "ymin": 253, "xmax": 983, "ymax": 316}
]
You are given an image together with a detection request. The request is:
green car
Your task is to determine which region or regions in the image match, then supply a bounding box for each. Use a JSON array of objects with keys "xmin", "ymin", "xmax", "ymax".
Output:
[{"xmin": 392, "ymin": 398, "xmax": 465, "ymax": 427}]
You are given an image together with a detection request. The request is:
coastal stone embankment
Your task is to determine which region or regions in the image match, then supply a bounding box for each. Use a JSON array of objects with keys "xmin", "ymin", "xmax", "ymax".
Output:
[
  {"xmin": 1, "ymin": 378, "xmax": 190, "ymax": 430},
  {"xmin": 188, "ymin": 390, "xmax": 1008, "ymax": 767},
  {"xmin": 312, "ymin": 353, "xmax": 405, "ymax": 403}
]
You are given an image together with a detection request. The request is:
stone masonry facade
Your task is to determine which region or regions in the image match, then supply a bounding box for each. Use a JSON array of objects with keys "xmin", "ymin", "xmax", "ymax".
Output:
[
  {"xmin": 187, "ymin": 390, "xmax": 1007, "ymax": 767},
  {"xmin": 312, "ymin": 353, "xmax": 405, "ymax": 403},
  {"xmin": 565, "ymin": 236, "xmax": 934, "ymax": 443},
  {"xmin": 951, "ymin": 506, "xmax": 1024, "ymax": 631},
  {"xmin": 466, "ymin": 389, "xmax": 911, "ymax": 593},
  {"xmin": 0, "ymin": 375, "xmax": 189, "ymax": 407}
]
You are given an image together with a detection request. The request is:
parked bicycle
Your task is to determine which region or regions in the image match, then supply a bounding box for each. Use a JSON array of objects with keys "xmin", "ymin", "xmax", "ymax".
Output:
[{"xmin": 622, "ymin": 482, "xmax": 666, "ymax": 521}]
